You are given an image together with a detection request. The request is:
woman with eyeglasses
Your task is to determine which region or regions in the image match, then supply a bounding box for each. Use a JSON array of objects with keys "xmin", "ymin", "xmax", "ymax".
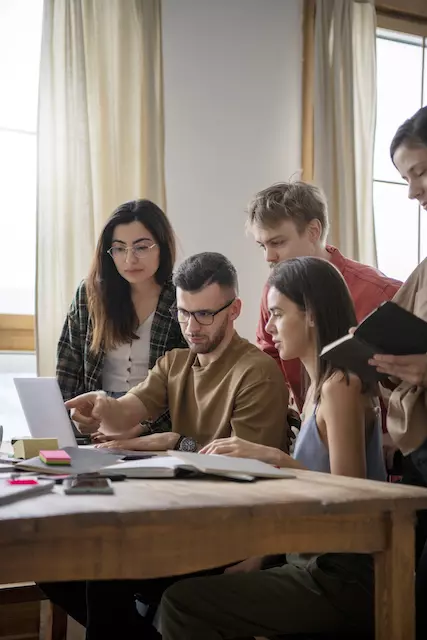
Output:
[{"xmin": 57, "ymin": 199, "xmax": 186, "ymax": 441}]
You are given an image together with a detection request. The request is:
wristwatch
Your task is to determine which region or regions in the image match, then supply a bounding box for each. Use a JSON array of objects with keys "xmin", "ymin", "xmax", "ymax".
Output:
[{"xmin": 174, "ymin": 435, "xmax": 198, "ymax": 452}]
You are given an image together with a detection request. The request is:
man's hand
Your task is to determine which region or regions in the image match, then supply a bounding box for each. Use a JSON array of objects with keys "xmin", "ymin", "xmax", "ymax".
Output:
[
  {"xmin": 65, "ymin": 391, "xmax": 146, "ymax": 436},
  {"xmin": 65, "ymin": 391, "xmax": 123, "ymax": 435},
  {"xmin": 97, "ymin": 431, "xmax": 180, "ymax": 451},
  {"xmin": 74, "ymin": 420, "xmax": 100, "ymax": 435},
  {"xmin": 369, "ymin": 353, "xmax": 427, "ymax": 387}
]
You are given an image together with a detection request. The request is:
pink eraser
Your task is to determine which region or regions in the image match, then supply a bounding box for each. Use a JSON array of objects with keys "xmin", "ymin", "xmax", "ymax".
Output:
[{"xmin": 39, "ymin": 450, "xmax": 71, "ymax": 465}]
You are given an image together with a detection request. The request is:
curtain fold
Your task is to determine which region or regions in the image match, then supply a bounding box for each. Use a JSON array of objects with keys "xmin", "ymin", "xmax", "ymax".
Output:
[
  {"xmin": 36, "ymin": 0, "xmax": 165, "ymax": 376},
  {"xmin": 313, "ymin": 0, "xmax": 377, "ymax": 266}
]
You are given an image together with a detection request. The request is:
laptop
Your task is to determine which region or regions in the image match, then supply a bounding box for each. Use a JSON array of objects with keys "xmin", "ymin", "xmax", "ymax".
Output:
[
  {"xmin": 14, "ymin": 377, "xmax": 78, "ymax": 448},
  {"xmin": 12, "ymin": 377, "xmax": 150, "ymax": 459}
]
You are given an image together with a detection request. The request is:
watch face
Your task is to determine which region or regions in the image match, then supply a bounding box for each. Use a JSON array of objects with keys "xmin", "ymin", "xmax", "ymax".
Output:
[{"xmin": 181, "ymin": 437, "xmax": 197, "ymax": 452}]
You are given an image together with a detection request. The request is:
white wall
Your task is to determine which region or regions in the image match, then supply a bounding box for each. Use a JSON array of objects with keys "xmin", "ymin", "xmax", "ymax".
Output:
[{"xmin": 162, "ymin": 0, "xmax": 303, "ymax": 340}]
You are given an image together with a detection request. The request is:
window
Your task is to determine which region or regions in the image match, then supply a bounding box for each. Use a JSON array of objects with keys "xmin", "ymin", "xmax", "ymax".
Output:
[
  {"xmin": 374, "ymin": 22, "xmax": 427, "ymax": 282},
  {"xmin": 0, "ymin": 0, "xmax": 43, "ymax": 349}
]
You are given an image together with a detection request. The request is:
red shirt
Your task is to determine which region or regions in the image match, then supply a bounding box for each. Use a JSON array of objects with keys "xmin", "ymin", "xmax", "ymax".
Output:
[{"xmin": 257, "ymin": 245, "xmax": 402, "ymax": 412}]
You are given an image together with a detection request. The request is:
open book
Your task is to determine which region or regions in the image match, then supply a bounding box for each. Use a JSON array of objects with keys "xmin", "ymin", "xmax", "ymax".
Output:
[
  {"xmin": 103, "ymin": 451, "xmax": 295, "ymax": 481},
  {"xmin": 320, "ymin": 301, "xmax": 427, "ymax": 382}
]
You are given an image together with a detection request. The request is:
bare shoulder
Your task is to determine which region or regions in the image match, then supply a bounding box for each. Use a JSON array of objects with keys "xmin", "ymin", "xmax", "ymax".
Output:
[{"xmin": 321, "ymin": 371, "xmax": 362, "ymax": 404}]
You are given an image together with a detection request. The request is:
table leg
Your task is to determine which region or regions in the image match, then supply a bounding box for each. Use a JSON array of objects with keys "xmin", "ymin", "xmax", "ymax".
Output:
[
  {"xmin": 39, "ymin": 599, "xmax": 68, "ymax": 640},
  {"xmin": 374, "ymin": 512, "xmax": 415, "ymax": 640}
]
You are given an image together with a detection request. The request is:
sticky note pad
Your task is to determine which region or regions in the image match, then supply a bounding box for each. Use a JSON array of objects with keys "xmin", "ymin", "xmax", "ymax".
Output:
[
  {"xmin": 39, "ymin": 450, "xmax": 71, "ymax": 466},
  {"xmin": 13, "ymin": 438, "xmax": 58, "ymax": 460}
]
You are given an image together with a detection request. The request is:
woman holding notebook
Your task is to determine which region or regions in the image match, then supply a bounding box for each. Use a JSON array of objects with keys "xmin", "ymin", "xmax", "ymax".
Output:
[
  {"xmin": 367, "ymin": 106, "xmax": 427, "ymax": 489},
  {"xmin": 157, "ymin": 256, "xmax": 386, "ymax": 640},
  {"xmin": 367, "ymin": 105, "xmax": 427, "ymax": 639}
]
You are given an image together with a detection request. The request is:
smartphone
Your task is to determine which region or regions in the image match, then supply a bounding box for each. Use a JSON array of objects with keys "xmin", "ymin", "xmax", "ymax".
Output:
[{"xmin": 63, "ymin": 475, "xmax": 114, "ymax": 495}]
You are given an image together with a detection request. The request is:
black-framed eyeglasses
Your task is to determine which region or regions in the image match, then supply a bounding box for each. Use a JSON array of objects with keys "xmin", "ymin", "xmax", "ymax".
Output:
[{"xmin": 170, "ymin": 298, "xmax": 235, "ymax": 326}]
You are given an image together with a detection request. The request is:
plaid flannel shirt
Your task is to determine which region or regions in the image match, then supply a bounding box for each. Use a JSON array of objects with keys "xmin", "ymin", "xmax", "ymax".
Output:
[{"xmin": 56, "ymin": 279, "xmax": 186, "ymax": 433}]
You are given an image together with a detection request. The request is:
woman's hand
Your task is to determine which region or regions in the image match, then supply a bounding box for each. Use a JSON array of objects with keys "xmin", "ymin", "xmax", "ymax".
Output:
[
  {"xmin": 200, "ymin": 436, "xmax": 280, "ymax": 466},
  {"xmin": 369, "ymin": 353, "xmax": 427, "ymax": 387}
]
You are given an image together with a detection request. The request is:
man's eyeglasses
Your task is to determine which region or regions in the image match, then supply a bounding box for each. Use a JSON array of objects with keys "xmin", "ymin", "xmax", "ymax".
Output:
[
  {"xmin": 107, "ymin": 243, "xmax": 157, "ymax": 260},
  {"xmin": 171, "ymin": 299, "xmax": 235, "ymax": 326}
]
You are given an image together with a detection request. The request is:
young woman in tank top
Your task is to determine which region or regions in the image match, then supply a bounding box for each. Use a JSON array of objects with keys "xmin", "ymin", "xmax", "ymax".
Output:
[
  {"xmin": 158, "ymin": 256, "xmax": 386, "ymax": 640},
  {"xmin": 203, "ymin": 255, "xmax": 386, "ymax": 481}
]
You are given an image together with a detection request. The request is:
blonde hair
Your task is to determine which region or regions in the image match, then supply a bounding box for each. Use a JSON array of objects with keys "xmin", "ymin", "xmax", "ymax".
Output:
[{"xmin": 247, "ymin": 181, "xmax": 329, "ymax": 242}]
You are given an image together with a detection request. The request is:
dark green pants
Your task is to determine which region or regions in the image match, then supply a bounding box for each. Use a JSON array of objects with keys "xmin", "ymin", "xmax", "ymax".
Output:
[{"xmin": 160, "ymin": 554, "xmax": 374, "ymax": 640}]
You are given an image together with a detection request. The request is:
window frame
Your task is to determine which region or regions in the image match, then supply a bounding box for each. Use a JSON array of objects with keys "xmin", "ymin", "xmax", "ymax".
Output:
[
  {"xmin": 0, "ymin": 314, "xmax": 35, "ymax": 351},
  {"xmin": 0, "ymin": 0, "xmax": 42, "ymax": 353},
  {"xmin": 0, "ymin": 122, "xmax": 37, "ymax": 352},
  {"xmin": 377, "ymin": 12, "xmax": 427, "ymax": 39},
  {"xmin": 373, "ymin": 14, "xmax": 427, "ymax": 280}
]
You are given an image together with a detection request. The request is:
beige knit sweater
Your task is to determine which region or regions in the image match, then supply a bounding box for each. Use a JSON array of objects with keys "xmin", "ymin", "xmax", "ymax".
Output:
[{"xmin": 385, "ymin": 258, "xmax": 427, "ymax": 454}]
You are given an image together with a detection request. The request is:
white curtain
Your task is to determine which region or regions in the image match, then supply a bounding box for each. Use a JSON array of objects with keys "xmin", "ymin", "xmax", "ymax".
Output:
[
  {"xmin": 36, "ymin": 0, "xmax": 165, "ymax": 376},
  {"xmin": 313, "ymin": 0, "xmax": 377, "ymax": 266}
]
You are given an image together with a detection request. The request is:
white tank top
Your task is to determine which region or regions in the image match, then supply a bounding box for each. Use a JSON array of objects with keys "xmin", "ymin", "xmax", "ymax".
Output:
[{"xmin": 102, "ymin": 312, "xmax": 155, "ymax": 392}]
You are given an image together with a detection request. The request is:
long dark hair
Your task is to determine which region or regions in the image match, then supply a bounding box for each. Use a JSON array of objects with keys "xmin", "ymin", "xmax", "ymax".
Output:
[
  {"xmin": 390, "ymin": 106, "xmax": 427, "ymax": 160},
  {"xmin": 268, "ymin": 256, "xmax": 369, "ymax": 400},
  {"xmin": 87, "ymin": 199, "xmax": 176, "ymax": 353}
]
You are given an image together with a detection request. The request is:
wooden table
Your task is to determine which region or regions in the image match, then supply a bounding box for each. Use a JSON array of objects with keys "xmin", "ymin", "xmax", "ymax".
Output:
[{"xmin": 1, "ymin": 469, "xmax": 427, "ymax": 640}]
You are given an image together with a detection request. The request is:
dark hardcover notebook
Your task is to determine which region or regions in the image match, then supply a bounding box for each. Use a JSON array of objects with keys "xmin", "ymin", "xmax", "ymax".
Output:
[{"xmin": 320, "ymin": 301, "xmax": 427, "ymax": 382}]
